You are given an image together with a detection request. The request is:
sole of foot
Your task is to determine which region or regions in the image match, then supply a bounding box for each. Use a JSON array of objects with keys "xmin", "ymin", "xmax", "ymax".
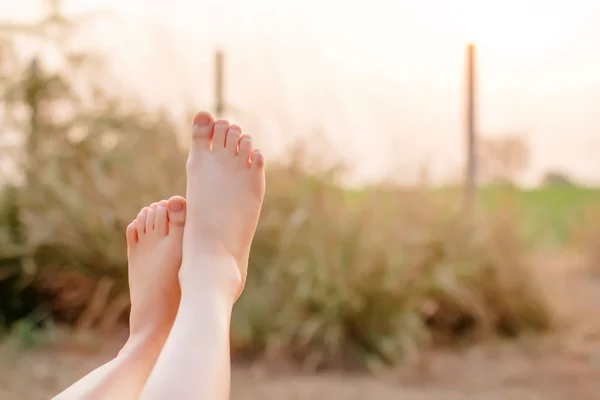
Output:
[
  {"xmin": 126, "ymin": 196, "xmax": 187, "ymax": 335},
  {"xmin": 181, "ymin": 111, "xmax": 266, "ymax": 300}
]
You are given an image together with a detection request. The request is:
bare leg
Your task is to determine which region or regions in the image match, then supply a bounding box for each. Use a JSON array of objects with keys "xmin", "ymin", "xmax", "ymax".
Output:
[
  {"xmin": 140, "ymin": 112, "xmax": 266, "ymax": 400},
  {"xmin": 53, "ymin": 197, "xmax": 186, "ymax": 400}
]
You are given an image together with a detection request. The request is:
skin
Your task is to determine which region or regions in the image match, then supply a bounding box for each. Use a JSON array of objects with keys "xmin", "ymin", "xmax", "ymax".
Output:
[
  {"xmin": 139, "ymin": 112, "xmax": 265, "ymax": 400},
  {"xmin": 53, "ymin": 196, "xmax": 187, "ymax": 400},
  {"xmin": 54, "ymin": 111, "xmax": 266, "ymax": 400}
]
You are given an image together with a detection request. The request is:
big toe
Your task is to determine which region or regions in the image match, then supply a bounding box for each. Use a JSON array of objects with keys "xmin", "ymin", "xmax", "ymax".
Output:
[
  {"xmin": 167, "ymin": 196, "xmax": 186, "ymax": 236},
  {"xmin": 190, "ymin": 112, "xmax": 215, "ymax": 155}
]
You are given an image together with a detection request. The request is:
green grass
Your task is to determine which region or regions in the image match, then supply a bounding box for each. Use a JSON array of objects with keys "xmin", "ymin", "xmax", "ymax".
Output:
[
  {"xmin": 478, "ymin": 186, "xmax": 600, "ymax": 247},
  {"xmin": 350, "ymin": 184, "xmax": 600, "ymax": 248}
]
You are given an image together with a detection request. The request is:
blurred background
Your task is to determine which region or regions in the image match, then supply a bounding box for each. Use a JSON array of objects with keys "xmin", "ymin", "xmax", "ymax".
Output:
[{"xmin": 1, "ymin": 0, "xmax": 600, "ymax": 398}]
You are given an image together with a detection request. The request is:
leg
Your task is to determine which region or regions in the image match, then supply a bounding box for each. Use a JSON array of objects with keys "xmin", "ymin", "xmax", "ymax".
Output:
[
  {"xmin": 139, "ymin": 112, "xmax": 266, "ymax": 399},
  {"xmin": 53, "ymin": 197, "xmax": 187, "ymax": 400}
]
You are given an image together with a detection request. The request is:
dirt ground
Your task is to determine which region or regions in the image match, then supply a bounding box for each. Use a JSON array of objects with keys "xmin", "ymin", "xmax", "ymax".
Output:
[{"xmin": 2, "ymin": 255, "xmax": 600, "ymax": 400}]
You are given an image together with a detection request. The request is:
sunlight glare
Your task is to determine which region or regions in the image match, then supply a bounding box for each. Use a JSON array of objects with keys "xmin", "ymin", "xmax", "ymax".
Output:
[{"xmin": 441, "ymin": 0, "xmax": 571, "ymax": 55}]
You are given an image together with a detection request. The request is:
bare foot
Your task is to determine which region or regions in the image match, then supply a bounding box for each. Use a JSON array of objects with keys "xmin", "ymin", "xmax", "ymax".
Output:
[
  {"xmin": 126, "ymin": 196, "xmax": 187, "ymax": 335},
  {"xmin": 181, "ymin": 112, "xmax": 266, "ymax": 299}
]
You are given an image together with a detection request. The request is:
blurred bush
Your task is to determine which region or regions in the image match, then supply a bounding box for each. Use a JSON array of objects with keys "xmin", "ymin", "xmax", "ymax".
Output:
[
  {"xmin": 232, "ymin": 162, "xmax": 553, "ymax": 369},
  {"xmin": 542, "ymin": 171, "xmax": 578, "ymax": 187},
  {"xmin": 570, "ymin": 204, "xmax": 600, "ymax": 275},
  {"xmin": 0, "ymin": 1, "xmax": 554, "ymax": 369},
  {"xmin": 0, "ymin": 4, "xmax": 186, "ymax": 329}
]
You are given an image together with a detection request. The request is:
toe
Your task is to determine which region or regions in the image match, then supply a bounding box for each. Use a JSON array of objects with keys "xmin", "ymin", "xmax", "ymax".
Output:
[
  {"xmin": 136, "ymin": 208, "xmax": 148, "ymax": 238},
  {"xmin": 191, "ymin": 112, "xmax": 215, "ymax": 153},
  {"xmin": 250, "ymin": 150, "xmax": 265, "ymax": 170},
  {"xmin": 238, "ymin": 135, "xmax": 253, "ymax": 167},
  {"xmin": 212, "ymin": 120, "xmax": 230, "ymax": 151},
  {"xmin": 126, "ymin": 220, "xmax": 138, "ymax": 246},
  {"xmin": 225, "ymin": 125, "xmax": 242, "ymax": 153},
  {"xmin": 146, "ymin": 203, "xmax": 157, "ymax": 233},
  {"xmin": 156, "ymin": 200, "xmax": 169, "ymax": 236},
  {"xmin": 167, "ymin": 196, "xmax": 186, "ymax": 236}
]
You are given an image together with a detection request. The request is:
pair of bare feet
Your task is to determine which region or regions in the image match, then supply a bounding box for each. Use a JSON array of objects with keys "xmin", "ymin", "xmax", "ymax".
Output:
[
  {"xmin": 126, "ymin": 111, "xmax": 265, "ymax": 353},
  {"xmin": 52, "ymin": 111, "xmax": 265, "ymax": 399}
]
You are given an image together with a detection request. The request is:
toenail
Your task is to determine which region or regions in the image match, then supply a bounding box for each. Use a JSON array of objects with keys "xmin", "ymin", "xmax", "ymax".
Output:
[
  {"xmin": 193, "ymin": 125, "xmax": 208, "ymax": 136},
  {"xmin": 193, "ymin": 113, "xmax": 211, "ymax": 126},
  {"xmin": 169, "ymin": 200, "xmax": 184, "ymax": 212}
]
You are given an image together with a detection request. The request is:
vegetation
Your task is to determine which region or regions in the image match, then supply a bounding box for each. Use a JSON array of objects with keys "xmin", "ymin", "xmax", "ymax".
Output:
[
  {"xmin": 232, "ymin": 169, "xmax": 553, "ymax": 369},
  {"xmin": 0, "ymin": 1, "xmax": 186, "ymax": 330},
  {"xmin": 542, "ymin": 171, "xmax": 579, "ymax": 187},
  {"xmin": 0, "ymin": 1, "xmax": 597, "ymax": 372},
  {"xmin": 477, "ymin": 185, "xmax": 600, "ymax": 246}
]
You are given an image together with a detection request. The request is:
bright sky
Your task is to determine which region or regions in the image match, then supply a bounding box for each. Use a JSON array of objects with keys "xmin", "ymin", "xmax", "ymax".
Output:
[{"xmin": 3, "ymin": 0, "xmax": 599, "ymax": 186}]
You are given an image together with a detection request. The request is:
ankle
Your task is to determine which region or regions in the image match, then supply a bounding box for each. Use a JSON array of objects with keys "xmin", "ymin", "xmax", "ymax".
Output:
[
  {"xmin": 178, "ymin": 283, "xmax": 236, "ymax": 321},
  {"xmin": 178, "ymin": 252, "xmax": 242, "ymax": 301}
]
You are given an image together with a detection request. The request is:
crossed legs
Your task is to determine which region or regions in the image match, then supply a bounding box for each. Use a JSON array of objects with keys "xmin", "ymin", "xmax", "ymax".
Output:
[{"xmin": 53, "ymin": 112, "xmax": 265, "ymax": 400}]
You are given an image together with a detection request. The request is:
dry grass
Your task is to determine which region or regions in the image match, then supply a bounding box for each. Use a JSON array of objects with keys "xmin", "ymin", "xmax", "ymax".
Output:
[
  {"xmin": 571, "ymin": 205, "xmax": 600, "ymax": 275},
  {"xmin": 1, "ymin": 153, "xmax": 556, "ymax": 369},
  {"xmin": 230, "ymin": 166, "xmax": 554, "ymax": 369},
  {"xmin": 3, "ymin": 253, "xmax": 598, "ymax": 400}
]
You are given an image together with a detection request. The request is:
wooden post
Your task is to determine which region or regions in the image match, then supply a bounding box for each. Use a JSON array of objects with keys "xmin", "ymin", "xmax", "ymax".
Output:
[
  {"xmin": 464, "ymin": 43, "xmax": 477, "ymax": 211},
  {"xmin": 214, "ymin": 50, "xmax": 225, "ymax": 118},
  {"xmin": 25, "ymin": 57, "xmax": 42, "ymax": 184}
]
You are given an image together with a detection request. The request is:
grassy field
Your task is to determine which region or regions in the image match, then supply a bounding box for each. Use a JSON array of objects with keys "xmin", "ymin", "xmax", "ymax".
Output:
[
  {"xmin": 352, "ymin": 184, "xmax": 600, "ymax": 246},
  {"xmin": 431, "ymin": 185, "xmax": 600, "ymax": 246},
  {"xmin": 479, "ymin": 186, "xmax": 600, "ymax": 245}
]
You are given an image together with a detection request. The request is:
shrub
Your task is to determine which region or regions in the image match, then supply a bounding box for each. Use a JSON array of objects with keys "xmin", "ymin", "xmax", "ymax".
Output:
[
  {"xmin": 231, "ymin": 163, "xmax": 554, "ymax": 370},
  {"xmin": 571, "ymin": 204, "xmax": 600, "ymax": 274}
]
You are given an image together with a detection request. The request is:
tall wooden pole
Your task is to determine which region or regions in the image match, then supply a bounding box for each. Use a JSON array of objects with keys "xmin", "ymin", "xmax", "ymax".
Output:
[
  {"xmin": 214, "ymin": 50, "xmax": 225, "ymax": 118},
  {"xmin": 25, "ymin": 57, "xmax": 42, "ymax": 185},
  {"xmin": 464, "ymin": 43, "xmax": 477, "ymax": 211}
]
